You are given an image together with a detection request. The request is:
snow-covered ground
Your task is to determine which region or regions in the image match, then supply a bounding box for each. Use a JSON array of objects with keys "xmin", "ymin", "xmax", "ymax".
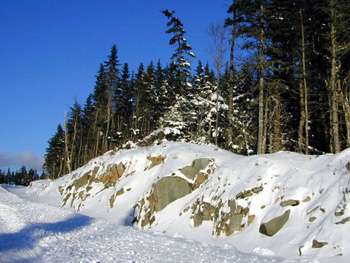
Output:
[
  {"xmin": 1, "ymin": 184, "xmax": 286, "ymax": 263},
  {"xmin": 2, "ymin": 141, "xmax": 350, "ymax": 262}
]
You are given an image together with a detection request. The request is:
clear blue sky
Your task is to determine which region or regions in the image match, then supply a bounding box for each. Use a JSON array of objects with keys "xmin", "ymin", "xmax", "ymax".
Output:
[{"xmin": 0, "ymin": 0, "xmax": 230, "ymax": 170}]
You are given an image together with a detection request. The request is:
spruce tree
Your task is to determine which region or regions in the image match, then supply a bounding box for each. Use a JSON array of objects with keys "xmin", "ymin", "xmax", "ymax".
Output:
[{"xmin": 162, "ymin": 9, "xmax": 195, "ymax": 98}]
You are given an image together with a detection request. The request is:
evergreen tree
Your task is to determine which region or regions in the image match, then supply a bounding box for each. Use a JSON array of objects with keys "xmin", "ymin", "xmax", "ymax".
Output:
[
  {"xmin": 162, "ymin": 9, "xmax": 195, "ymax": 98},
  {"xmin": 44, "ymin": 125, "xmax": 65, "ymax": 179}
]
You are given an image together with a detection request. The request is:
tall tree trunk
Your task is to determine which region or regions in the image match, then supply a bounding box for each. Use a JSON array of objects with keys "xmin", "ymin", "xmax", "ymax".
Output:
[
  {"xmin": 215, "ymin": 77, "xmax": 221, "ymax": 146},
  {"xmin": 262, "ymin": 96, "xmax": 269, "ymax": 153},
  {"xmin": 330, "ymin": 0, "xmax": 341, "ymax": 153},
  {"xmin": 227, "ymin": 10, "xmax": 237, "ymax": 149},
  {"xmin": 272, "ymin": 96, "xmax": 282, "ymax": 152},
  {"xmin": 64, "ymin": 113, "xmax": 72, "ymax": 174},
  {"xmin": 298, "ymin": 9, "xmax": 310, "ymax": 154},
  {"xmin": 257, "ymin": 3, "xmax": 266, "ymax": 154},
  {"xmin": 298, "ymin": 82, "xmax": 306, "ymax": 152},
  {"xmin": 104, "ymin": 97, "xmax": 112, "ymax": 152},
  {"xmin": 70, "ymin": 114, "xmax": 78, "ymax": 170},
  {"xmin": 94, "ymin": 110, "xmax": 100, "ymax": 157},
  {"xmin": 339, "ymin": 83, "xmax": 350, "ymax": 147}
]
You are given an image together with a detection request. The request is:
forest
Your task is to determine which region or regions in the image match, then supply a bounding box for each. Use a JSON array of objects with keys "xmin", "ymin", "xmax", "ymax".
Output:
[
  {"xmin": 0, "ymin": 167, "xmax": 42, "ymax": 186},
  {"xmin": 44, "ymin": 0, "xmax": 350, "ymax": 179}
]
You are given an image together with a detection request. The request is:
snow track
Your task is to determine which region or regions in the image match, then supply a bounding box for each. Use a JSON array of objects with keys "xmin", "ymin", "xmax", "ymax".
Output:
[{"xmin": 0, "ymin": 185, "xmax": 291, "ymax": 263}]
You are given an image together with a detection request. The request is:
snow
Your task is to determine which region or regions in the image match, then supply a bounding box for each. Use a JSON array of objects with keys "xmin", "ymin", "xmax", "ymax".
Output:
[
  {"xmin": 0, "ymin": 184, "xmax": 282, "ymax": 263},
  {"xmin": 2, "ymin": 142, "xmax": 350, "ymax": 262}
]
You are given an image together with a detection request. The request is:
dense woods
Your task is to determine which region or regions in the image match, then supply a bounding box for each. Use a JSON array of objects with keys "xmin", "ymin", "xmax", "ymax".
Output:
[
  {"xmin": 44, "ymin": 0, "xmax": 350, "ymax": 179},
  {"xmin": 0, "ymin": 167, "xmax": 42, "ymax": 186}
]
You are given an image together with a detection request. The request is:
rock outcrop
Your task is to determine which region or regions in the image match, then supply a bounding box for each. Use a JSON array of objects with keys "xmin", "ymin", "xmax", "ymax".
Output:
[
  {"xmin": 60, "ymin": 162, "xmax": 127, "ymax": 210},
  {"xmin": 135, "ymin": 158, "xmax": 215, "ymax": 228},
  {"xmin": 259, "ymin": 210, "xmax": 291, "ymax": 236}
]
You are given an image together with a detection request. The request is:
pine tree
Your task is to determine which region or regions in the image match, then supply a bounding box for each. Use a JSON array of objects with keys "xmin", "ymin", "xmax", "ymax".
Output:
[
  {"xmin": 44, "ymin": 125, "xmax": 65, "ymax": 179},
  {"xmin": 162, "ymin": 9, "xmax": 195, "ymax": 98}
]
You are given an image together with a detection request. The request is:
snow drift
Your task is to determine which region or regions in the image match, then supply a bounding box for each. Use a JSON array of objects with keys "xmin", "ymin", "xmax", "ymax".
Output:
[{"xmin": 28, "ymin": 142, "xmax": 350, "ymax": 261}]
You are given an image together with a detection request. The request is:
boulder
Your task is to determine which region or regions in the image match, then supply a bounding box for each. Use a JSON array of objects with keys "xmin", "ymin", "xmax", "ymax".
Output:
[
  {"xmin": 135, "ymin": 176, "xmax": 193, "ymax": 228},
  {"xmin": 152, "ymin": 176, "xmax": 192, "ymax": 212},
  {"xmin": 312, "ymin": 239, "xmax": 328, "ymax": 248},
  {"xmin": 280, "ymin": 199, "xmax": 300, "ymax": 207},
  {"xmin": 335, "ymin": 217, "xmax": 350, "ymax": 224},
  {"xmin": 179, "ymin": 158, "xmax": 211, "ymax": 180},
  {"xmin": 236, "ymin": 186, "xmax": 263, "ymax": 199},
  {"xmin": 259, "ymin": 210, "xmax": 291, "ymax": 236}
]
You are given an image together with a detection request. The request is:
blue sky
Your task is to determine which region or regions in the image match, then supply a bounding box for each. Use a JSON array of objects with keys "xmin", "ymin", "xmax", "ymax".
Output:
[{"xmin": 0, "ymin": 0, "xmax": 230, "ymax": 170}]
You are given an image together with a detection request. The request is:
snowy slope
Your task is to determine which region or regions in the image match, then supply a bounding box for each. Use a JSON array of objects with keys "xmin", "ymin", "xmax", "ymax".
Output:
[
  {"xmin": 3, "ymin": 141, "xmax": 350, "ymax": 262},
  {"xmin": 0, "ymin": 185, "xmax": 288, "ymax": 263}
]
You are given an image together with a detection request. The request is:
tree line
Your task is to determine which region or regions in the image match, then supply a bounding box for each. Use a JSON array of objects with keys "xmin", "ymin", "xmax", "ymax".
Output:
[
  {"xmin": 44, "ymin": 0, "xmax": 350, "ymax": 179},
  {"xmin": 0, "ymin": 167, "xmax": 43, "ymax": 186}
]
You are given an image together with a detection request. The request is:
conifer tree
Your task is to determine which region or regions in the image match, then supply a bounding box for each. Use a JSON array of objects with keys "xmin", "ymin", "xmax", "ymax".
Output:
[
  {"xmin": 162, "ymin": 9, "xmax": 195, "ymax": 98},
  {"xmin": 44, "ymin": 125, "xmax": 65, "ymax": 179}
]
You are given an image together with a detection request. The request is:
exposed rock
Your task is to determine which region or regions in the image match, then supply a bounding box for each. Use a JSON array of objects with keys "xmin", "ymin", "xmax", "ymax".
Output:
[
  {"xmin": 179, "ymin": 158, "xmax": 212, "ymax": 180},
  {"xmin": 248, "ymin": 215, "xmax": 256, "ymax": 225},
  {"xmin": 312, "ymin": 239, "xmax": 328, "ymax": 248},
  {"xmin": 346, "ymin": 161, "xmax": 350, "ymax": 171},
  {"xmin": 335, "ymin": 210, "xmax": 344, "ymax": 217},
  {"xmin": 302, "ymin": 196, "xmax": 311, "ymax": 203},
  {"xmin": 135, "ymin": 158, "xmax": 216, "ymax": 229},
  {"xmin": 146, "ymin": 155, "xmax": 166, "ymax": 170},
  {"xmin": 307, "ymin": 206, "xmax": 320, "ymax": 215},
  {"xmin": 109, "ymin": 188, "xmax": 125, "ymax": 208},
  {"xmin": 236, "ymin": 186, "xmax": 264, "ymax": 199},
  {"xmin": 259, "ymin": 210, "xmax": 291, "ymax": 237},
  {"xmin": 152, "ymin": 176, "xmax": 192, "ymax": 211},
  {"xmin": 280, "ymin": 199, "xmax": 300, "ymax": 207},
  {"xmin": 135, "ymin": 176, "xmax": 192, "ymax": 228},
  {"xmin": 60, "ymin": 163, "xmax": 126, "ymax": 209},
  {"xmin": 309, "ymin": 216, "xmax": 317, "ymax": 222},
  {"xmin": 213, "ymin": 199, "xmax": 252, "ymax": 236},
  {"xmin": 335, "ymin": 217, "xmax": 350, "ymax": 224},
  {"xmin": 100, "ymin": 162, "xmax": 126, "ymax": 187},
  {"xmin": 191, "ymin": 200, "xmax": 217, "ymax": 227}
]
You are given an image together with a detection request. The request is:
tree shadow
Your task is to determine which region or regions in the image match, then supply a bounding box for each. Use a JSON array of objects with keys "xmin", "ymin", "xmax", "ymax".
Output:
[{"xmin": 0, "ymin": 214, "xmax": 93, "ymax": 252}]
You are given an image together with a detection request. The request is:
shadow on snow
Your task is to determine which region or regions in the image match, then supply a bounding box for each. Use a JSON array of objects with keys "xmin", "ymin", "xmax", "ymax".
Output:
[{"xmin": 0, "ymin": 214, "xmax": 93, "ymax": 252}]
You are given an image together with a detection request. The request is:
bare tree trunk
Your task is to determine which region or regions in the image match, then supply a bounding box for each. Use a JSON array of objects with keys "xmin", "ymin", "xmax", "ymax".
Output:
[
  {"xmin": 94, "ymin": 110, "xmax": 100, "ymax": 157},
  {"xmin": 215, "ymin": 78, "xmax": 221, "ymax": 146},
  {"xmin": 298, "ymin": 82, "xmax": 306, "ymax": 152},
  {"xmin": 104, "ymin": 97, "xmax": 112, "ymax": 152},
  {"xmin": 262, "ymin": 96, "xmax": 269, "ymax": 153},
  {"xmin": 227, "ymin": 10, "xmax": 237, "ymax": 149},
  {"xmin": 339, "ymin": 82, "xmax": 350, "ymax": 147},
  {"xmin": 330, "ymin": 0, "xmax": 341, "ymax": 153},
  {"xmin": 208, "ymin": 23, "xmax": 226, "ymax": 146},
  {"xmin": 70, "ymin": 114, "xmax": 78, "ymax": 170},
  {"xmin": 272, "ymin": 96, "xmax": 282, "ymax": 152},
  {"xmin": 298, "ymin": 9, "xmax": 310, "ymax": 154},
  {"xmin": 257, "ymin": 4, "xmax": 266, "ymax": 154},
  {"xmin": 258, "ymin": 76, "xmax": 265, "ymax": 154},
  {"xmin": 58, "ymin": 156, "xmax": 64, "ymax": 179}
]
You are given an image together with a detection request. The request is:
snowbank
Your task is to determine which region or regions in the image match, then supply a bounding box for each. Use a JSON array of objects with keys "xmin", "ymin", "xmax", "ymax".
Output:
[{"xmin": 22, "ymin": 142, "xmax": 350, "ymax": 261}]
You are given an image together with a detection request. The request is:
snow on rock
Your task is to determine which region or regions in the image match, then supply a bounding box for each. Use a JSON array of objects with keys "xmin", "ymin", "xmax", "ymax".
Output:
[
  {"xmin": 6, "ymin": 142, "xmax": 350, "ymax": 262},
  {"xmin": 0, "ymin": 185, "xmax": 283, "ymax": 263}
]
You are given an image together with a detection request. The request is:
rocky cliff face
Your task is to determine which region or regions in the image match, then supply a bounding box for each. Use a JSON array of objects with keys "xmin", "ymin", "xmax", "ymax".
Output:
[{"xmin": 51, "ymin": 142, "xmax": 350, "ymax": 261}]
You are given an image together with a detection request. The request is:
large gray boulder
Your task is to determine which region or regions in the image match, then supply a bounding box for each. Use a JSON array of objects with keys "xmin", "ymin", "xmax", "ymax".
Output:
[
  {"xmin": 259, "ymin": 210, "xmax": 291, "ymax": 236},
  {"xmin": 152, "ymin": 176, "xmax": 192, "ymax": 212}
]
